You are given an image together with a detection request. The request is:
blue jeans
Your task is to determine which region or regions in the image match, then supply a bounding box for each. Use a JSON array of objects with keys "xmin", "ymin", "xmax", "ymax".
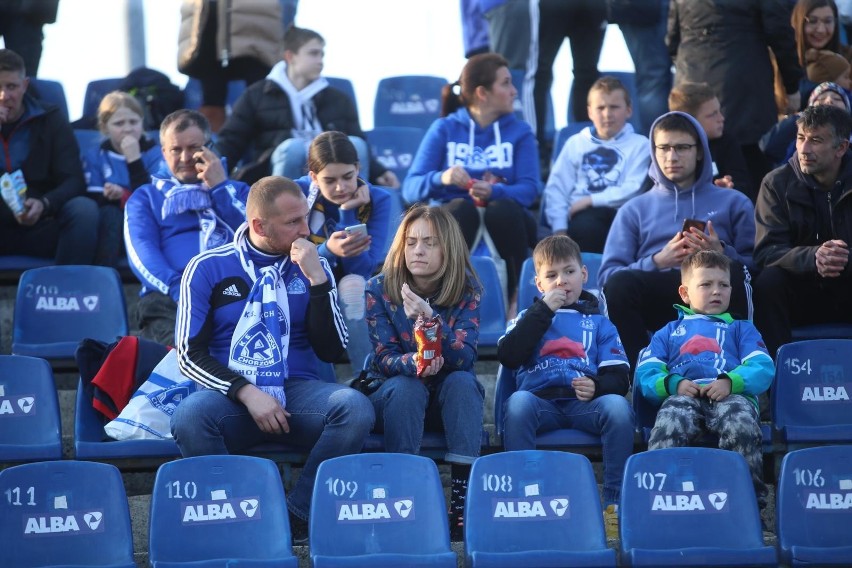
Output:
[
  {"xmin": 171, "ymin": 378, "xmax": 375, "ymax": 520},
  {"xmin": 503, "ymin": 391, "xmax": 634, "ymax": 504},
  {"xmin": 369, "ymin": 371, "xmax": 485, "ymax": 464},
  {"xmin": 271, "ymin": 136, "xmax": 371, "ymax": 181},
  {"xmin": 618, "ymin": 0, "xmax": 672, "ymax": 136}
]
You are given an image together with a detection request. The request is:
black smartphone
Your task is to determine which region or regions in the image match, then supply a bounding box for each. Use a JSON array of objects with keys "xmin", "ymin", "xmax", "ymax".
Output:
[{"xmin": 682, "ymin": 218, "xmax": 706, "ymax": 233}]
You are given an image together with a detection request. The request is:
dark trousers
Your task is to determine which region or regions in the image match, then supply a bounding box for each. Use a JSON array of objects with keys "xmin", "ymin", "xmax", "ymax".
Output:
[
  {"xmin": 604, "ymin": 264, "xmax": 753, "ymax": 369},
  {"xmin": 753, "ymin": 265, "xmax": 852, "ymax": 357},
  {"xmin": 533, "ymin": 0, "xmax": 605, "ymax": 149},
  {"xmin": 136, "ymin": 292, "xmax": 178, "ymax": 347},
  {"xmin": 0, "ymin": 196, "xmax": 98, "ymax": 264},
  {"xmin": 443, "ymin": 198, "xmax": 538, "ymax": 299},
  {"xmin": 567, "ymin": 206, "xmax": 617, "ymax": 254}
]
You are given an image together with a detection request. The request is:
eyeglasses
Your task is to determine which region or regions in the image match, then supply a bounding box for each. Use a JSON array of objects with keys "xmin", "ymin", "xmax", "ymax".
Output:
[
  {"xmin": 804, "ymin": 16, "xmax": 835, "ymax": 28},
  {"xmin": 655, "ymin": 143, "xmax": 698, "ymax": 155}
]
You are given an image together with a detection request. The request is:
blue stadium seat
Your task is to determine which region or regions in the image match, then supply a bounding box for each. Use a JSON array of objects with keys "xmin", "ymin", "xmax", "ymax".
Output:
[
  {"xmin": 30, "ymin": 78, "xmax": 69, "ymax": 122},
  {"xmin": 366, "ymin": 126, "xmax": 425, "ymax": 183},
  {"xmin": 0, "ymin": 460, "xmax": 135, "ymax": 568},
  {"xmin": 13, "ymin": 266, "xmax": 129, "ymax": 361},
  {"xmin": 771, "ymin": 339, "xmax": 852, "ymax": 445},
  {"xmin": 149, "ymin": 455, "xmax": 299, "ymax": 567},
  {"xmin": 494, "ymin": 365, "xmax": 603, "ymax": 448},
  {"xmin": 516, "ymin": 253, "xmax": 604, "ymax": 314},
  {"xmin": 310, "ymin": 453, "xmax": 457, "ymax": 567},
  {"xmin": 0, "ymin": 355, "xmax": 61, "ymax": 462},
  {"xmin": 470, "ymin": 255, "xmax": 507, "ymax": 347},
  {"xmin": 620, "ymin": 447, "xmax": 776, "ymax": 567},
  {"xmin": 327, "ymin": 76, "xmax": 359, "ymax": 117},
  {"xmin": 776, "ymin": 445, "xmax": 852, "ymax": 567},
  {"xmin": 182, "ymin": 78, "xmax": 245, "ymax": 113},
  {"xmin": 373, "ymin": 75, "xmax": 447, "ymax": 130},
  {"xmin": 510, "ymin": 68, "xmax": 555, "ymax": 143},
  {"xmin": 567, "ymin": 71, "xmax": 642, "ymax": 133},
  {"xmin": 81, "ymin": 77, "xmax": 123, "ymax": 120},
  {"xmin": 551, "ymin": 122, "xmax": 594, "ymax": 163},
  {"xmin": 466, "ymin": 450, "xmax": 616, "ymax": 567},
  {"xmin": 74, "ymin": 128, "xmax": 105, "ymax": 156}
]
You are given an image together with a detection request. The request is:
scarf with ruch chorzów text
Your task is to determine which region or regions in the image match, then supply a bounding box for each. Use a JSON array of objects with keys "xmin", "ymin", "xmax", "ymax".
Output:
[{"xmin": 228, "ymin": 223, "xmax": 291, "ymax": 407}]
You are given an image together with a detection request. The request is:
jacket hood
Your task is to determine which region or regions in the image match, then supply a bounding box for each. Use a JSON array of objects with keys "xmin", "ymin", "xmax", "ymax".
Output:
[{"xmin": 648, "ymin": 111, "xmax": 714, "ymax": 194}]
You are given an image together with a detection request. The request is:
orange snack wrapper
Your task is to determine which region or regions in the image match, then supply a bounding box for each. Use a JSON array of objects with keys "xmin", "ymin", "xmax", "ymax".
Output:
[{"xmin": 414, "ymin": 312, "xmax": 442, "ymax": 376}]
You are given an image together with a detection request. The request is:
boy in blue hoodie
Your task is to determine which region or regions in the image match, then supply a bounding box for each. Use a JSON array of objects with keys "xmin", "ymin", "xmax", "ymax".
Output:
[
  {"xmin": 497, "ymin": 234, "xmax": 632, "ymax": 539},
  {"xmin": 635, "ymin": 250, "xmax": 774, "ymax": 508},
  {"xmin": 599, "ymin": 111, "xmax": 756, "ymax": 369}
]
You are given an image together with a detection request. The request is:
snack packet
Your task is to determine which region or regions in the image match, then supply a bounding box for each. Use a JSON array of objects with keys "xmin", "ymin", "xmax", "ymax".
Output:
[
  {"xmin": 414, "ymin": 312, "xmax": 442, "ymax": 376},
  {"xmin": 0, "ymin": 170, "xmax": 26, "ymax": 215}
]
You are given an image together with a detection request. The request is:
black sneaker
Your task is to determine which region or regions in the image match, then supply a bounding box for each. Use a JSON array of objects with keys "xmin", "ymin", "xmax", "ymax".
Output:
[{"xmin": 289, "ymin": 510, "xmax": 309, "ymax": 546}]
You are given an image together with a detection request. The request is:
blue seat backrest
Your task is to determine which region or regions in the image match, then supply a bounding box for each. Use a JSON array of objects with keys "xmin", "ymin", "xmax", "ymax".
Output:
[
  {"xmin": 182, "ymin": 78, "xmax": 245, "ymax": 114},
  {"xmin": 82, "ymin": 77, "xmax": 123, "ymax": 120},
  {"xmin": 373, "ymin": 75, "xmax": 447, "ymax": 130},
  {"xmin": 466, "ymin": 450, "xmax": 616, "ymax": 567},
  {"xmin": 470, "ymin": 255, "xmax": 507, "ymax": 347},
  {"xmin": 149, "ymin": 455, "xmax": 298, "ymax": 566},
  {"xmin": 13, "ymin": 265, "xmax": 129, "ymax": 360},
  {"xmin": 74, "ymin": 128, "xmax": 105, "ymax": 157},
  {"xmin": 326, "ymin": 76, "xmax": 359, "ymax": 117},
  {"xmin": 0, "ymin": 355, "xmax": 61, "ymax": 462},
  {"xmin": 0, "ymin": 460, "xmax": 135, "ymax": 568},
  {"xmin": 776, "ymin": 445, "xmax": 852, "ymax": 566},
  {"xmin": 620, "ymin": 447, "xmax": 776, "ymax": 567},
  {"xmin": 30, "ymin": 78, "xmax": 69, "ymax": 122},
  {"xmin": 366, "ymin": 126, "xmax": 426, "ymax": 183},
  {"xmin": 771, "ymin": 339, "xmax": 852, "ymax": 443},
  {"xmin": 310, "ymin": 453, "xmax": 456, "ymax": 567}
]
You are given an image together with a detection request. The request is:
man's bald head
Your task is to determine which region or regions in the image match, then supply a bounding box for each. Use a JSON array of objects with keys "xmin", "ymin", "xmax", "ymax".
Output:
[{"xmin": 247, "ymin": 176, "xmax": 305, "ymax": 221}]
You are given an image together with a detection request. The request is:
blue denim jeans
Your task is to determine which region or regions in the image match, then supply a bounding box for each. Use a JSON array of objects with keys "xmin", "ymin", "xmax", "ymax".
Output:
[
  {"xmin": 171, "ymin": 378, "xmax": 375, "ymax": 520},
  {"xmin": 369, "ymin": 371, "xmax": 485, "ymax": 464},
  {"xmin": 503, "ymin": 391, "xmax": 634, "ymax": 504},
  {"xmin": 271, "ymin": 136, "xmax": 371, "ymax": 181},
  {"xmin": 618, "ymin": 0, "xmax": 672, "ymax": 136}
]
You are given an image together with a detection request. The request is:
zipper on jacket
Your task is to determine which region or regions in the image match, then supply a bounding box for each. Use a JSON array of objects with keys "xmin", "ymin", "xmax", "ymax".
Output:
[
  {"xmin": 221, "ymin": 0, "xmax": 232, "ymax": 67},
  {"xmin": 827, "ymin": 190, "xmax": 836, "ymax": 238}
]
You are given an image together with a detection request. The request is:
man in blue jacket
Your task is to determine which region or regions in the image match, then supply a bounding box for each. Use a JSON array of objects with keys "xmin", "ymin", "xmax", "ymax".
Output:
[
  {"xmin": 125, "ymin": 109, "xmax": 250, "ymax": 346},
  {"xmin": 0, "ymin": 48, "xmax": 97, "ymax": 264}
]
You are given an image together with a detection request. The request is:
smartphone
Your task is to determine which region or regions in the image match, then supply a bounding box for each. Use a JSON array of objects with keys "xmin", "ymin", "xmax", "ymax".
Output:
[
  {"xmin": 682, "ymin": 218, "xmax": 706, "ymax": 233},
  {"xmin": 345, "ymin": 223, "xmax": 369, "ymax": 251}
]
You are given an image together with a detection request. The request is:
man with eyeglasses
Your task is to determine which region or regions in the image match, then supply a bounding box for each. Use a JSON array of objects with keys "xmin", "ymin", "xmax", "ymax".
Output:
[
  {"xmin": 754, "ymin": 104, "xmax": 852, "ymax": 357},
  {"xmin": 125, "ymin": 109, "xmax": 250, "ymax": 346},
  {"xmin": 598, "ymin": 111, "xmax": 756, "ymax": 370}
]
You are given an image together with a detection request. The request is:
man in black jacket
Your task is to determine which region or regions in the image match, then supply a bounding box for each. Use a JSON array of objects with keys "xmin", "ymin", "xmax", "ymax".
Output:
[
  {"xmin": 0, "ymin": 48, "xmax": 97, "ymax": 264},
  {"xmin": 754, "ymin": 104, "xmax": 852, "ymax": 356}
]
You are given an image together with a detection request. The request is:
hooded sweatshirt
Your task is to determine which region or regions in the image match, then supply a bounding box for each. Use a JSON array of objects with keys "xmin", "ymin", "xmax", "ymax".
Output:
[
  {"xmin": 402, "ymin": 106, "xmax": 540, "ymax": 207},
  {"xmin": 599, "ymin": 112, "xmax": 756, "ymax": 287},
  {"xmin": 544, "ymin": 122, "xmax": 650, "ymax": 232}
]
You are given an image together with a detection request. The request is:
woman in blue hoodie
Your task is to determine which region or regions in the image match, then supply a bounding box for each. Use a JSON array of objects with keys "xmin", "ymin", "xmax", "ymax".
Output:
[
  {"xmin": 599, "ymin": 111, "xmax": 756, "ymax": 369},
  {"xmin": 403, "ymin": 53, "xmax": 541, "ymax": 314}
]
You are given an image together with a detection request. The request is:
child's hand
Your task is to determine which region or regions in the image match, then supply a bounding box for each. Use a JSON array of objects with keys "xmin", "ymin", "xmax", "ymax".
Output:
[
  {"xmin": 676, "ymin": 379, "xmax": 701, "ymax": 397},
  {"xmin": 119, "ymin": 135, "xmax": 141, "ymax": 162},
  {"xmin": 703, "ymin": 376, "xmax": 731, "ymax": 402},
  {"xmin": 572, "ymin": 376, "xmax": 596, "ymax": 401},
  {"xmin": 541, "ymin": 288, "xmax": 567, "ymax": 312}
]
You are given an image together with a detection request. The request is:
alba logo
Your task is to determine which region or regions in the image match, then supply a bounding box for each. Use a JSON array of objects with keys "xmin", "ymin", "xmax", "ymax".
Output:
[
  {"xmin": 394, "ymin": 499, "xmax": 413, "ymax": 519},
  {"xmin": 240, "ymin": 499, "xmax": 259, "ymax": 518},
  {"xmin": 82, "ymin": 296, "xmax": 99, "ymax": 311},
  {"xmin": 707, "ymin": 492, "xmax": 728, "ymax": 511},
  {"xmin": 806, "ymin": 492, "xmax": 852, "ymax": 509},
  {"xmin": 17, "ymin": 397, "xmax": 34, "ymax": 413},
  {"xmin": 83, "ymin": 511, "xmax": 102, "ymax": 530},
  {"xmin": 549, "ymin": 498, "xmax": 569, "ymax": 517},
  {"xmin": 801, "ymin": 385, "xmax": 850, "ymax": 402},
  {"xmin": 35, "ymin": 296, "xmax": 80, "ymax": 311}
]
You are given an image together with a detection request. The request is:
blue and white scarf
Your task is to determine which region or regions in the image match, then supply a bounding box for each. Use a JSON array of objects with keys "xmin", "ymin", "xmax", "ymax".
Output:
[
  {"xmin": 227, "ymin": 223, "xmax": 291, "ymax": 407},
  {"xmin": 154, "ymin": 176, "xmax": 233, "ymax": 252}
]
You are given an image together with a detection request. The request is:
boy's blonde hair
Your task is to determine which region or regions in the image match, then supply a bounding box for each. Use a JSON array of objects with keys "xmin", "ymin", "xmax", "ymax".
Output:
[
  {"xmin": 668, "ymin": 82, "xmax": 716, "ymax": 116},
  {"xmin": 681, "ymin": 250, "xmax": 730, "ymax": 283},
  {"xmin": 588, "ymin": 75, "xmax": 632, "ymax": 108},
  {"xmin": 533, "ymin": 235, "xmax": 582, "ymax": 273}
]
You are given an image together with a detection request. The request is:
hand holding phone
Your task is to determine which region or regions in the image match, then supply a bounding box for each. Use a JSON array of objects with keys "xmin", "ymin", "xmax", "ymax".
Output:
[{"xmin": 345, "ymin": 223, "xmax": 370, "ymax": 252}]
